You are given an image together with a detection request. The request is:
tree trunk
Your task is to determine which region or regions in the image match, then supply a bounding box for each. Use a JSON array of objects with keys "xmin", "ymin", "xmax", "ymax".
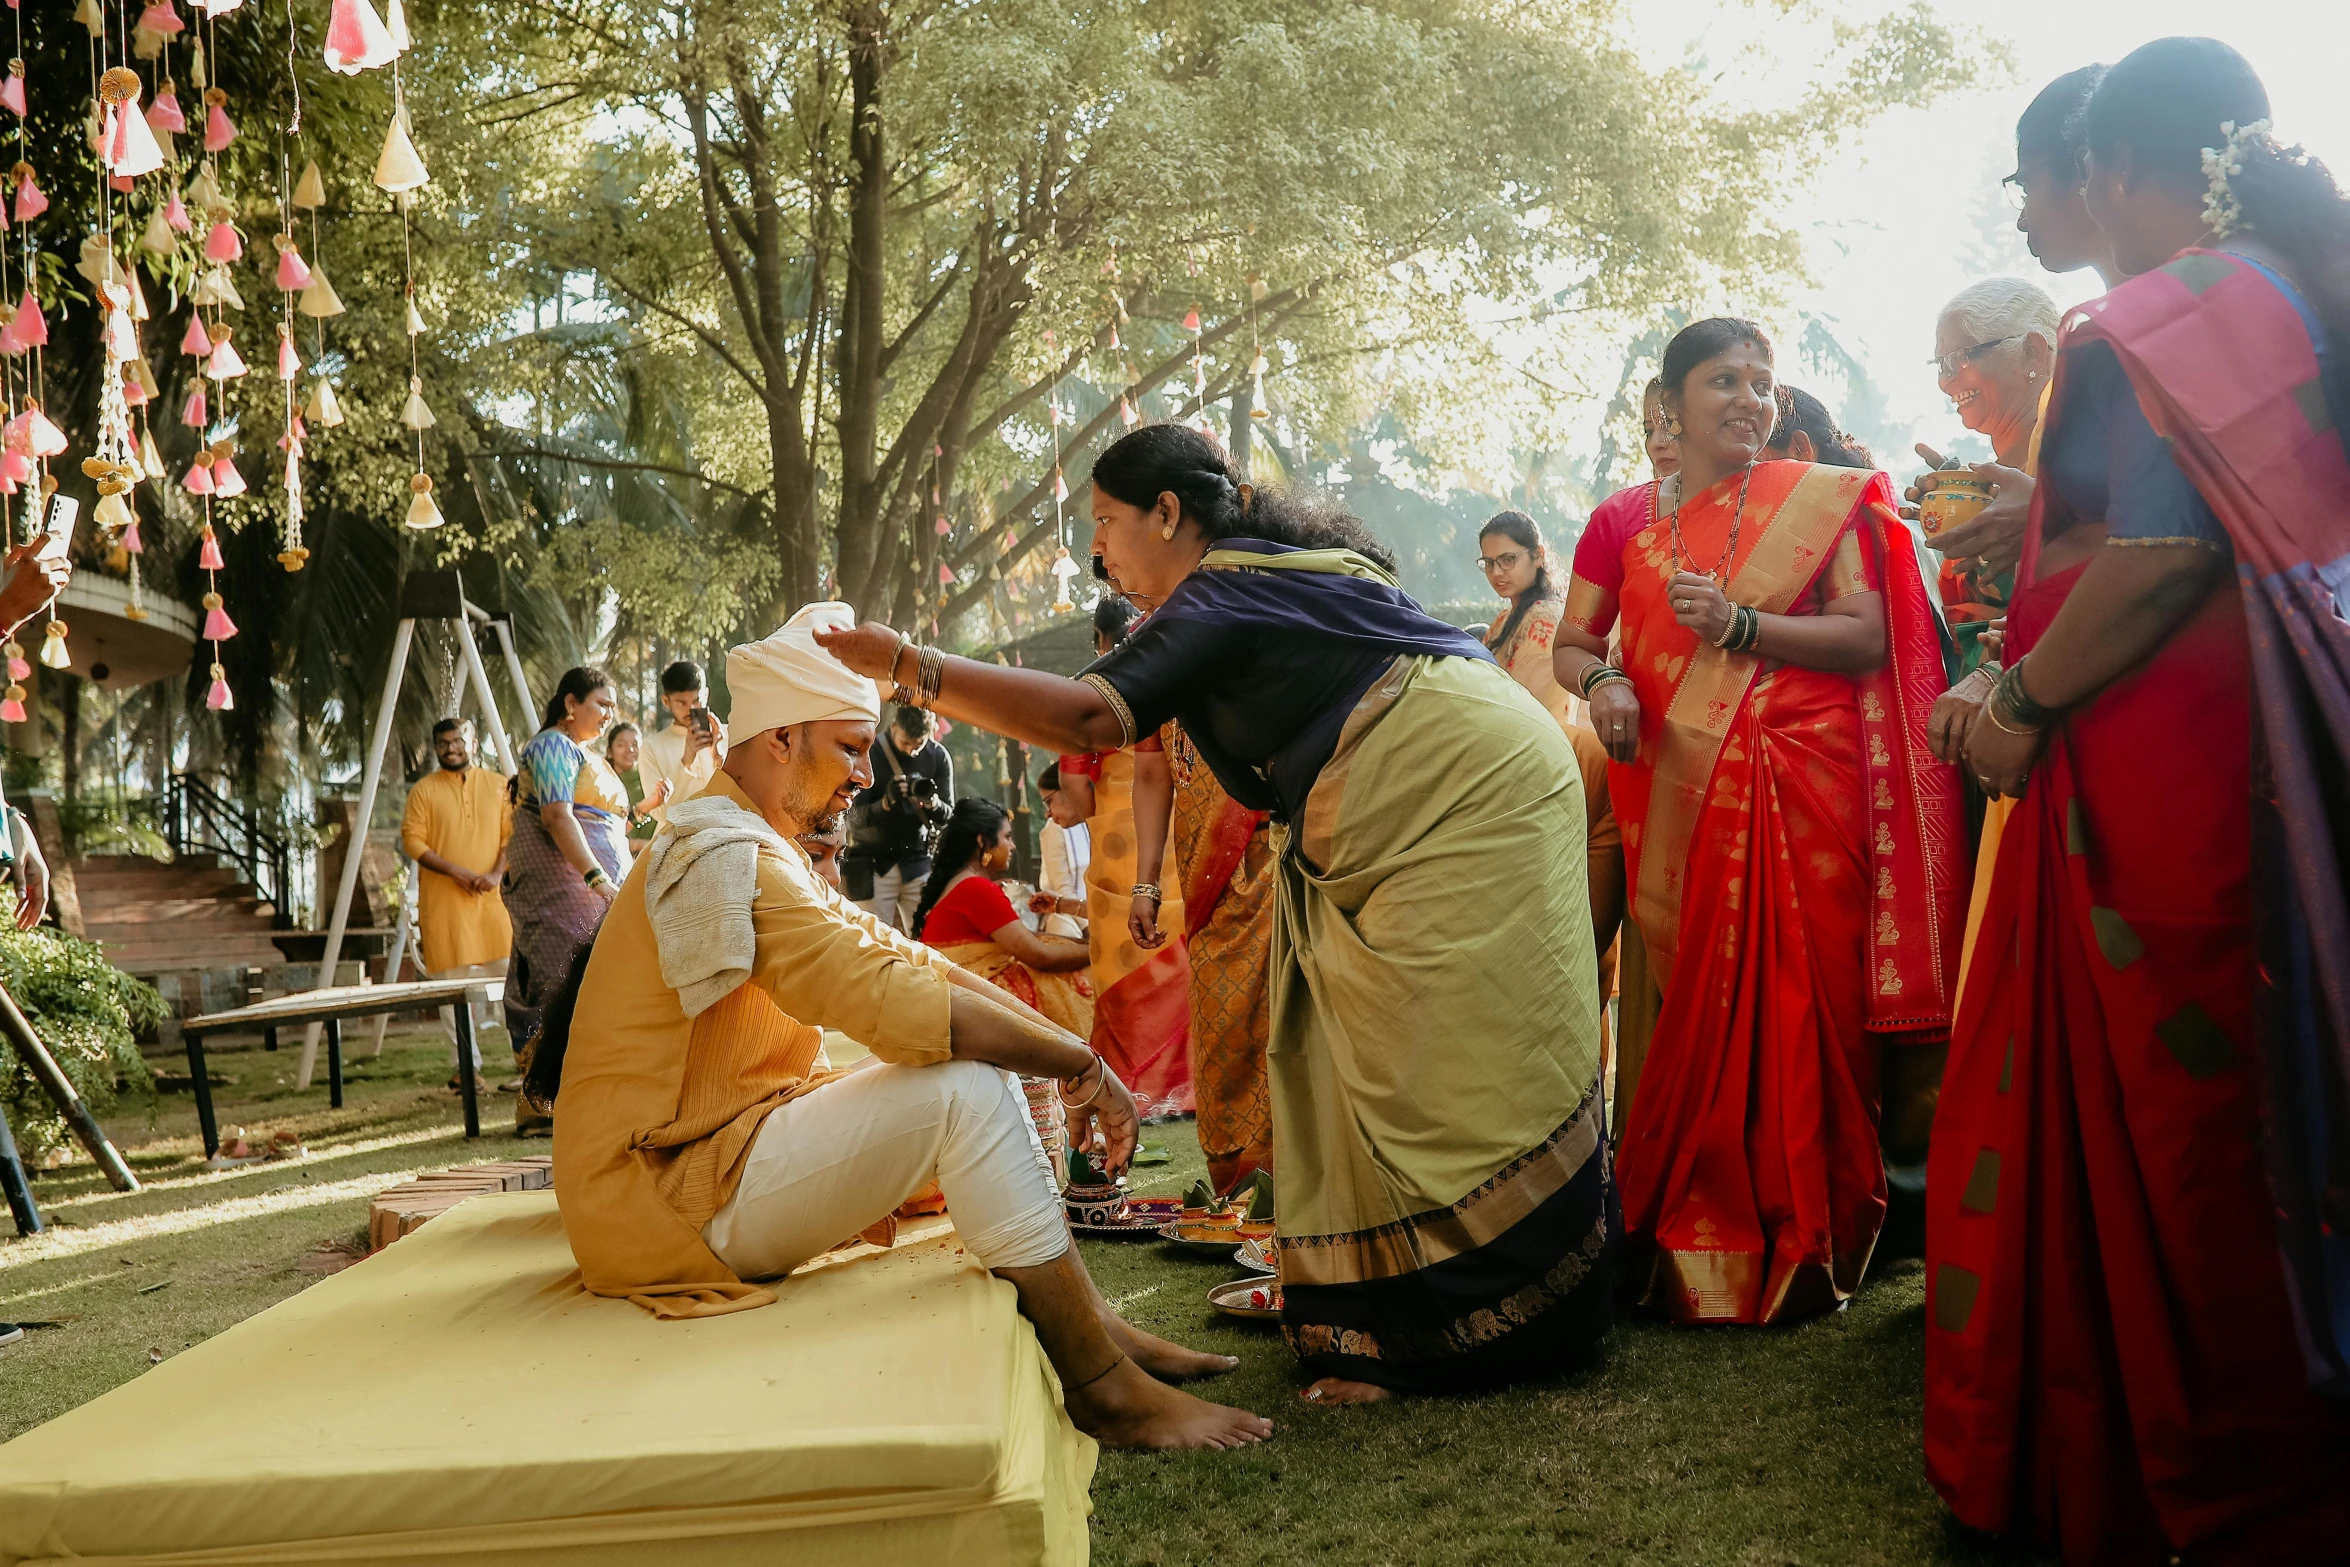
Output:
[{"xmin": 833, "ymin": 0, "xmax": 891, "ymax": 614}]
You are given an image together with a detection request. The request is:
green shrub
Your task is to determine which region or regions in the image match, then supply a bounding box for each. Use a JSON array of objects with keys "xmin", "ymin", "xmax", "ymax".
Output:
[{"xmin": 0, "ymin": 900, "xmax": 165, "ymax": 1160}]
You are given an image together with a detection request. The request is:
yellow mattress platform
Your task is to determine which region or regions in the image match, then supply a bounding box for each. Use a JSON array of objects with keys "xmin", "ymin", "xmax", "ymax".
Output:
[{"xmin": 0, "ymin": 1193, "xmax": 1095, "ymax": 1566}]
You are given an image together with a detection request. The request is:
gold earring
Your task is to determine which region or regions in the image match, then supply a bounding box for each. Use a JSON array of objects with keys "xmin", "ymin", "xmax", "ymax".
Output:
[{"xmin": 1161, "ymin": 521, "xmax": 1177, "ymax": 540}]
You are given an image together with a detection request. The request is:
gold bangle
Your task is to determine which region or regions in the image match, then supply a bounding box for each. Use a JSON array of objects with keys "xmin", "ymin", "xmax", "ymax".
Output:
[
  {"xmin": 1980, "ymin": 702, "xmax": 2036, "ymax": 737},
  {"xmin": 1131, "ymin": 883, "xmax": 1161, "ymax": 900}
]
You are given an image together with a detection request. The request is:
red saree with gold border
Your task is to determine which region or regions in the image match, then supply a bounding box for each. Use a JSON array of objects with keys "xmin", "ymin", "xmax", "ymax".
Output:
[
  {"xmin": 1923, "ymin": 250, "xmax": 2350, "ymax": 1565},
  {"xmin": 1609, "ymin": 460, "xmax": 1964, "ymax": 1324}
]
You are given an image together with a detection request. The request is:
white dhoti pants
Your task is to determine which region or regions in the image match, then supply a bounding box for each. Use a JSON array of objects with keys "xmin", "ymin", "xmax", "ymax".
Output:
[{"xmin": 703, "ymin": 1059, "xmax": 1069, "ymax": 1282}]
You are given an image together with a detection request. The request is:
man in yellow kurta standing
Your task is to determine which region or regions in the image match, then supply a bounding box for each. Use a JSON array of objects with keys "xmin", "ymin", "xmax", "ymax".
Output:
[
  {"xmin": 540, "ymin": 603, "xmax": 1271, "ymax": 1452},
  {"xmin": 399, "ymin": 718, "xmax": 513, "ymax": 1085}
]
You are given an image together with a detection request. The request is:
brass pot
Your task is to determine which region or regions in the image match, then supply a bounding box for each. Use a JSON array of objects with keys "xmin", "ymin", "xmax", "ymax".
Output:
[{"xmin": 1920, "ymin": 471, "xmax": 1994, "ymax": 538}]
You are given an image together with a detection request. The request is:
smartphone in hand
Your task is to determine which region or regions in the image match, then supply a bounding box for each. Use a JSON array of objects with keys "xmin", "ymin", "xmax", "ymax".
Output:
[{"xmin": 36, "ymin": 495, "xmax": 76, "ymax": 562}]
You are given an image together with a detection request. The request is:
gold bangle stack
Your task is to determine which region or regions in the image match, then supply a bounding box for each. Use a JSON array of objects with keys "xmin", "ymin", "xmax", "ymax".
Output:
[
  {"xmin": 1984, "ymin": 657, "xmax": 2060, "ymax": 736},
  {"xmin": 1131, "ymin": 883, "xmax": 1162, "ymax": 901},
  {"xmin": 891, "ymin": 638, "xmax": 949, "ymax": 709}
]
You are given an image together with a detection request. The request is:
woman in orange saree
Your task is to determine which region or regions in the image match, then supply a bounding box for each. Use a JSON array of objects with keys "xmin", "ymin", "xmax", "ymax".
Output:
[
  {"xmin": 1057, "ymin": 745, "xmax": 1194, "ymax": 1119},
  {"xmin": 1556, "ymin": 317, "xmax": 1965, "ymax": 1325},
  {"xmin": 1925, "ymin": 42, "xmax": 2350, "ymax": 1564},
  {"xmin": 1132, "ymin": 722, "xmax": 1274, "ymax": 1193}
]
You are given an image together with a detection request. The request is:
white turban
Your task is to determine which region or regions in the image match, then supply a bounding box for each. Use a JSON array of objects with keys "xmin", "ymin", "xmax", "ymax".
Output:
[{"xmin": 724, "ymin": 602, "xmax": 881, "ymax": 737}]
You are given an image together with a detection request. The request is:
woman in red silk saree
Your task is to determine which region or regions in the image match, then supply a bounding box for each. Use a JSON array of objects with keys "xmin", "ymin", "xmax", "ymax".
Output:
[
  {"xmin": 1575, "ymin": 460, "xmax": 1965, "ymax": 1324},
  {"xmin": 1923, "ymin": 248, "xmax": 2350, "ymax": 1564}
]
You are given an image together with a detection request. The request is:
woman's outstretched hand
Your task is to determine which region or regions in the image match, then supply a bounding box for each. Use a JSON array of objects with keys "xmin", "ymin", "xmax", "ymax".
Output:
[
  {"xmin": 1929, "ymin": 664, "xmax": 1996, "ymax": 764},
  {"xmin": 1588, "ymin": 678, "xmax": 1643, "ymax": 764},
  {"xmin": 812, "ymin": 621, "xmax": 907, "ymax": 684},
  {"xmin": 1934, "ymin": 464, "xmax": 2034, "ymax": 579},
  {"xmin": 1129, "ymin": 890, "xmax": 1165, "ymax": 950}
]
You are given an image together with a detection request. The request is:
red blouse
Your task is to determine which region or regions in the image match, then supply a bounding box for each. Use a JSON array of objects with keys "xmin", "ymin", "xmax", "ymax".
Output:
[{"xmin": 920, "ymin": 873, "xmax": 1021, "ymax": 946}]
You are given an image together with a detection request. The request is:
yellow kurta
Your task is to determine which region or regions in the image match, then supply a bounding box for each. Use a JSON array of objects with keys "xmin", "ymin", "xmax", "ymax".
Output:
[
  {"xmin": 554, "ymin": 770, "xmax": 959, "ymax": 1318},
  {"xmin": 398, "ymin": 765, "xmax": 514, "ymax": 973}
]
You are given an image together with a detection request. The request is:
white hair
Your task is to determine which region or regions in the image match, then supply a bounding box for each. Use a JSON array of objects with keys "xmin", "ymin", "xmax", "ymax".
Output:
[{"xmin": 1937, "ymin": 278, "xmax": 2063, "ymax": 351}]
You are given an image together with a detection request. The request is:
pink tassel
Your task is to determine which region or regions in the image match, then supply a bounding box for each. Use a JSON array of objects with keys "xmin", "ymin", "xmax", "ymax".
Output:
[
  {"xmin": 138, "ymin": 0, "xmax": 185, "ymax": 33},
  {"xmin": 276, "ymin": 332, "xmax": 300, "ymax": 379},
  {"xmin": 180, "ymin": 314, "xmax": 212, "ymax": 356},
  {"xmin": 0, "ymin": 692, "xmax": 24, "ymax": 725},
  {"xmin": 203, "ymin": 221, "xmax": 241, "ymax": 263},
  {"xmin": 0, "ymin": 66, "xmax": 21, "ymax": 118},
  {"xmin": 0, "ymin": 318, "xmax": 18, "ymax": 358},
  {"xmin": 4, "ymin": 652, "xmax": 26, "ymax": 681},
  {"xmin": 274, "ymin": 246, "xmax": 311, "ymax": 292},
  {"xmin": 1182, "ymin": 308, "xmax": 1201, "ymax": 332},
  {"xmin": 123, "ymin": 372, "xmax": 149, "ymax": 409},
  {"xmin": 108, "ymin": 174, "xmax": 134, "ymax": 195},
  {"xmin": 123, "ymin": 519, "xmax": 143, "ymax": 553},
  {"xmin": 203, "ymin": 94, "xmax": 235, "ymax": 153},
  {"xmin": 12, "ymin": 169, "xmax": 44, "ymax": 222},
  {"xmin": 0, "ymin": 451, "xmax": 27, "ymax": 485},
  {"xmin": 211, "ymin": 455, "xmax": 246, "ymax": 496},
  {"xmin": 164, "ymin": 189, "xmax": 191, "ymax": 230},
  {"xmin": 19, "ymin": 406, "xmax": 63, "ymax": 457},
  {"xmin": 937, "ymin": 562, "xmax": 954, "ymax": 585},
  {"xmin": 199, "ymin": 526, "xmax": 224, "ymax": 569},
  {"xmin": 11, "ymin": 290, "xmax": 41, "ymax": 348},
  {"xmin": 322, "ymin": 0, "xmax": 398, "ymax": 73},
  {"xmin": 182, "ymin": 460, "xmax": 215, "ymax": 495},
  {"xmin": 148, "ymin": 85, "xmax": 183, "ymax": 132},
  {"xmin": 181, "ymin": 387, "xmax": 208, "ymax": 427},
  {"xmin": 202, "ymin": 597, "xmax": 238, "ymax": 640},
  {"xmin": 208, "ymin": 338, "xmax": 247, "ymax": 379},
  {"xmin": 206, "ymin": 670, "xmax": 233, "ymax": 711}
]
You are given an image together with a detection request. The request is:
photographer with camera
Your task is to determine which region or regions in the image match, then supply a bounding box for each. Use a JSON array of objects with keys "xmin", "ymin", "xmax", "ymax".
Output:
[
  {"xmin": 638, "ymin": 660, "xmax": 728, "ymax": 831},
  {"xmin": 843, "ymin": 705, "xmax": 954, "ymax": 931}
]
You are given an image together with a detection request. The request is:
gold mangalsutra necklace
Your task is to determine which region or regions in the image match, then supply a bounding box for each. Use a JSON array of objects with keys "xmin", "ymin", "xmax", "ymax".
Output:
[{"xmin": 1668, "ymin": 461, "xmax": 1755, "ymax": 580}]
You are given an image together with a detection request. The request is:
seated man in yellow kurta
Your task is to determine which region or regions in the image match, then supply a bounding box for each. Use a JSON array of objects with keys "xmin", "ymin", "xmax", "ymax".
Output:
[
  {"xmin": 399, "ymin": 716, "xmax": 514, "ymax": 1083},
  {"xmin": 541, "ymin": 603, "xmax": 1271, "ymax": 1452}
]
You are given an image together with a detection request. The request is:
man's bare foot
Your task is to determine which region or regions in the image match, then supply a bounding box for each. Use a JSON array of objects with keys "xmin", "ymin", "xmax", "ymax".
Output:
[
  {"xmin": 1099, "ymin": 1308, "xmax": 1239, "ymax": 1382},
  {"xmin": 1300, "ymin": 1377, "xmax": 1390, "ymax": 1406},
  {"xmin": 1064, "ymin": 1357, "xmax": 1273, "ymax": 1450}
]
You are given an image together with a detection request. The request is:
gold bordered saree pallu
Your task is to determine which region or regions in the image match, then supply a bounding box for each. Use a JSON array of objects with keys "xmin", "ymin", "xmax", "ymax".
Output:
[{"xmin": 1261, "ymin": 567, "xmax": 1612, "ymax": 1392}]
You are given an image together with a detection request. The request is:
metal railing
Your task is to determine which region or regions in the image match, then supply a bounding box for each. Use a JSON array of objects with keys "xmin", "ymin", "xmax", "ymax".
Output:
[{"xmin": 157, "ymin": 775, "xmax": 303, "ymax": 929}]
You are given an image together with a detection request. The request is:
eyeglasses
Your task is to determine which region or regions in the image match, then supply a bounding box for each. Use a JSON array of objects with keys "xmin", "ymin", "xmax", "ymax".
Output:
[
  {"xmin": 1476, "ymin": 550, "xmax": 1525, "ymax": 574},
  {"xmin": 1930, "ymin": 336, "xmax": 2023, "ymax": 379}
]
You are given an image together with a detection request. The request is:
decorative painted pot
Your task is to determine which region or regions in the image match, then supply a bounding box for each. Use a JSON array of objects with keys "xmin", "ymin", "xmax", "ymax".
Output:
[
  {"xmin": 1063, "ymin": 1182, "xmax": 1129, "ymax": 1227},
  {"xmin": 1920, "ymin": 470, "xmax": 1993, "ymax": 538}
]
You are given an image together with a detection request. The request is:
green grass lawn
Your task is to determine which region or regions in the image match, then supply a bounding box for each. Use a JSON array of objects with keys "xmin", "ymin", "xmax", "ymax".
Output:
[{"xmin": 1, "ymin": 1032, "xmax": 2048, "ymax": 1566}]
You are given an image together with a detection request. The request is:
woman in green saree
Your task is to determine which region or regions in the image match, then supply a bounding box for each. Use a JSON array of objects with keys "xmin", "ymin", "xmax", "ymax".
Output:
[{"xmin": 818, "ymin": 424, "xmax": 1610, "ymax": 1405}]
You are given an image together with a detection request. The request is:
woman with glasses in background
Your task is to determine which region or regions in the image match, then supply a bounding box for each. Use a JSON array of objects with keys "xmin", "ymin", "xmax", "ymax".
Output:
[{"xmin": 1478, "ymin": 511, "xmax": 1624, "ymax": 1051}]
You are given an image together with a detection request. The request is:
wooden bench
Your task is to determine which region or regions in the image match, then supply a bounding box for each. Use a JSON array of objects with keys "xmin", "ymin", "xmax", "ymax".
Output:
[{"xmin": 181, "ymin": 977, "xmax": 507, "ymax": 1156}]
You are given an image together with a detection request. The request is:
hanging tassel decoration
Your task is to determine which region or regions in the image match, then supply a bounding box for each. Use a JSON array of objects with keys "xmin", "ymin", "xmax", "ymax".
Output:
[
  {"xmin": 304, "ymin": 377, "xmax": 343, "ymax": 427},
  {"xmin": 3, "ymin": 642, "xmax": 26, "ymax": 681},
  {"xmin": 404, "ymin": 293, "xmax": 424, "ymax": 336},
  {"xmin": 400, "ymin": 375, "xmax": 433, "ymax": 430},
  {"xmin": 299, "ymin": 262, "xmax": 345, "ymax": 318},
  {"xmin": 192, "ymin": 266, "xmax": 244, "ymax": 311},
  {"xmin": 384, "ymin": 0, "xmax": 411, "ymax": 51},
  {"xmin": 179, "ymin": 313, "xmax": 212, "ymax": 356},
  {"xmin": 138, "ymin": 0, "xmax": 186, "ymax": 34},
  {"xmin": 203, "ymin": 216, "xmax": 241, "ymax": 262},
  {"xmin": 0, "ymin": 685, "xmax": 24, "ymax": 725},
  {"xmin": 180, "ymin": 386, "xmax": 208, "ymax": 427},
  {"xmin": 272, "ymin": 235, "xmax": 311, "ymax": 291},
  {"xmin": 5, "ymin": 404, "xmax": 65, "ymax": 457},
  {"xmin": 276, "ymin": 324, "xmax": 300, "ymax": 379},
  {"xmin": 164, "ymin": 186, "xmax": 192, "ymax": 231},
  {"xmin": 1119, "ymin": 394, "xmax": 1137, "ymax": 428},
  {"xmin": 12, "ymin": 164, "xmax": 46, "ymax": 222},
  {"xmin": 206, "ymin": 662, "xmax": 233, "ymax": 710},
  {"xmin": 206, "ymin": 328, "xmax": 247, "ymax": 380},
  {"xmin": 322, "ymin": 0, "xmax": 399, "ymax": 73},
  {"xmin": 0, "ymin": 61, "xmax": 22, "ymax": 118},
  {"xmin": 138, "ymin": 425, "xmax": 165, "ymax": 479},
  {"xmin": 182, "ymin": 457, "xmax": 216, "ymax": 494},
  {"xmin": 211, "ymin": 450, "xmax": 246, "ymax": 497},
  {"xmin": 291, "ymin": 159, "xmax": 325, "ymax": 208},
  {"xmin": 404, "ymin": 472, "xmax": 442, "ymax": 529},
  {"xmin": 198, "ymin": 523, "xmax": 224, "ymax": 569},
  {"xmin": 200, "ymin": 592, "xmax": 237, "ymax": 641},
  {"xmin": 38, "ymin": 621, "xmax": 70, "ymax": 670},
  {"xmin": 201, "ymin": 88, "xmax": 235, "ymax": 152},
  {"xmin": 141, "ymin": 205, "xmax": 174, "ymax": 253},
  {"xmin": 149, "ymin": 78, "xmax": 184, "ymax": 131},
  {"xmin": 99, "ymin": 68, "xmax": 166, "ymax": 178},
  {"xmin": 75, "ymin": 0, "xmax": 106, "ymax": 35},
  {"xmin": 374, "ymin": 111, "xmax": 429, "ymax": 192}
]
